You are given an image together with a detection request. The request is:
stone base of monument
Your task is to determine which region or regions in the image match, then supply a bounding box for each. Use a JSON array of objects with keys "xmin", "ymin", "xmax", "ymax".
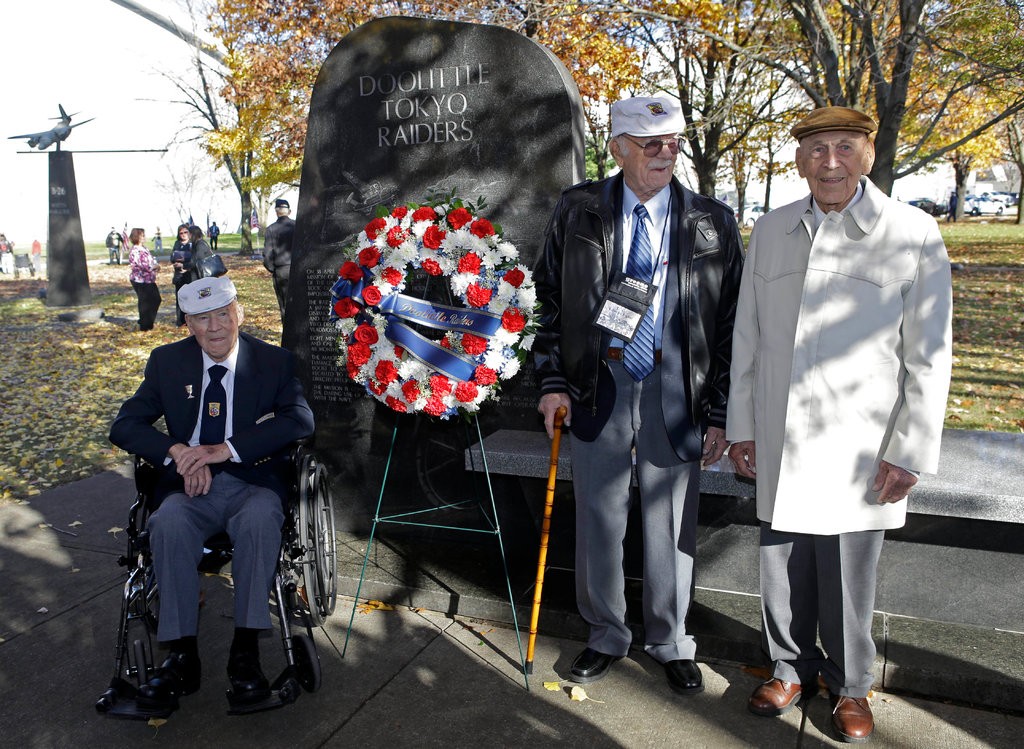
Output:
[{"xmin": 56, "ymin": 307, "xmax": 105, "ymax": 322}]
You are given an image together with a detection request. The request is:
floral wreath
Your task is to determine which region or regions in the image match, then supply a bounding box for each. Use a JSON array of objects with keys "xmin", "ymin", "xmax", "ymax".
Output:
[{"xmin": 329, "ymin": 195, "xmax": 537, "ymax": 419}]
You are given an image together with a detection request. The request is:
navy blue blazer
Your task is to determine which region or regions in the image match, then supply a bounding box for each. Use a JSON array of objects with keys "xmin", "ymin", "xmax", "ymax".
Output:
[{"xmin": 109, "ymin": 332, "xmax": 315, "ymax": 501}]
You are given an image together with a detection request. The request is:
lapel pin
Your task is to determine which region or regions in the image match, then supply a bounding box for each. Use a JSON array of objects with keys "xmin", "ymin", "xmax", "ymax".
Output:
[{"xmin": 185, "ymin": 384, "xmax": 194, "ymax": 399}]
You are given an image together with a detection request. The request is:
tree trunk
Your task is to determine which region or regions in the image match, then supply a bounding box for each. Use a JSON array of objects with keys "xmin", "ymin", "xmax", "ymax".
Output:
[{"xmin": 240, "ymin": 192, "xmax": 254, "ymax": 254}]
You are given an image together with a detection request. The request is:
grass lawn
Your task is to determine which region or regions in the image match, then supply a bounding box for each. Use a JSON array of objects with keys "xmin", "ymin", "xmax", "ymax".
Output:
[{"xmin": 0, "ymin": 225, "xmax": 1021, "ymax": 501}]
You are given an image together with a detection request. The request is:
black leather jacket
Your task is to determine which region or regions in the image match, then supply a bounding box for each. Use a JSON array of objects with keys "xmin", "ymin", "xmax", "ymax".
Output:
[{"xmin": 534, "ymin": 174, "xmax": 743, "ymax": 449}]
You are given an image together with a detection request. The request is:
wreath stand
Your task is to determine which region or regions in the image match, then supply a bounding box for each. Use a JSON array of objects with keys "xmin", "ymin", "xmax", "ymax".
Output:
[{"xmin": 341, "ymin": 410, "xmax": 530, "ymax": 689}]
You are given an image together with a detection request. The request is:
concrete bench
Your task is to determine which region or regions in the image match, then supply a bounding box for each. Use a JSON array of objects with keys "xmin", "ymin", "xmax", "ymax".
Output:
[{"xmin": 466, "ymin": 428, "xmax": 1024, "ymax": 524}]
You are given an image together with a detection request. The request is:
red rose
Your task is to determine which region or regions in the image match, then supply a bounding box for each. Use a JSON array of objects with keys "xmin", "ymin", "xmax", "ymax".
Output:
[
  {"xmin": 353, "ymin": 324, "xmax": 378, "ymax": 344},
  {"xmin": 365, "ymin": 217, "xmax": 386, "ymax": 240},
  {"xmin": 503, "ymin": 267, "xmax": 525, "ymax": 288},
  {"xmin": 402, "ymin": 380, "xmax": 421, "ymax": 402},
  {"xmin": 469, "ymin": 218, "xmax": 495, "ymax": 238},
  {"xmin": 412, "ymin": 206, "xmax": 437, "ymax": 222},
  {"xmin": 358, "ymin": 246, "xmax": 381, "ymax": 268},
  {"xmin": 423, "ymin": 225, "xmax": 446, "ymax": 250},
  {"xmin": 333, "ymin": 298, "xmax": 360, "ymax": 318},
  {"xmin": 474, "ymin": 366, "xmax": 497, "ymax": 385},
  {"xmin": 461, "ymin": 333, "xmax": 488, "ymax": 355},
  {"xmin": 465, "ymin": 283, "xmax": 493, "ymax": 307},
  {"xmin": 369, "ymin": 380, "xmax": 388, "ymax": 395},
  {"xmin": 362, "ymin": 285, "xmax": 382, "ymax": 306},
  {"xmin": 391, "ymin": 205, "xmax": 409, "ymax": 219},
  {"xmin": 501, "ymin": 308, "xmax": 526, "ymax": 333},
  {"xmin": 440, "ymin": 337, "xmax": 452, "ymax": 349},
  {"xmin": 457, "ymin": 252, "xmax": 482, "ymax": 274},
  {"xmin": 386, "ymin": 226, "xmax": 407, "ymax": 248},
  {"xmin": 429, "ymin": 374, "xmax": 452, "ymax": 396},
  {"xmin": 348, "ymin": 342, "xmax": 371, "ymax": 366},
  {"xmin": 455, "ymin": 381, "xmax": 479, "ymax": 402},
  {"xmin": 394, "ymin": 345, "xmax": 404, "ymax": 358},
  {"xmin": 381, "ymin": 266, "xmax": 403, "ymax": 286},
  {"xmin": 375, "ymin": 360, "xmax": 399, "ymax": 384},
  {"xmin": 421, "ymin": 258, "xmax": 443, "ymax": 276},
  {"xmin": 447, "ymin": 207, "xmax": 473, "ymax": 230},
  {"xmin": 346, "ymin": 360, "xmax": 362, "ymax": 380},
  {"xmin": 385, "ymin": 396, "xmax": 408, "ymax": 412},
  {"xmin": 339, "ymin": 261, "xmax": 363, "ymax": 281}
]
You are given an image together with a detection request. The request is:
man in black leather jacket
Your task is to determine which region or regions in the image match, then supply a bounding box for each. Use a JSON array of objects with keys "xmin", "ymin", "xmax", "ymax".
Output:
[{"xmin": 534, "ymin": 95, "xmax": 743, "ymax": 696}]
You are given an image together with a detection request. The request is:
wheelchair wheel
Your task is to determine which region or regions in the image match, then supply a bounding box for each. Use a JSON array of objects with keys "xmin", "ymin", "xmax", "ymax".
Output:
[
  {"xmin": 292, "ymin": 633, "xmax": 322, "ymax": 692},
  {"xmin": 297, "ymin": 453, "xmax": 337, "ymax": 626}
]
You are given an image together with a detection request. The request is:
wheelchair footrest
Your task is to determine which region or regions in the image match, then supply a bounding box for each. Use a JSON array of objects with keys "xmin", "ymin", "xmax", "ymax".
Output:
[
  {"xmin": 98, "ymin": 677, "xmax": 177, "ymax": 721},
  {"xmin": 225, "ymin": 673, "xmax": 301, "ymax": 715}
]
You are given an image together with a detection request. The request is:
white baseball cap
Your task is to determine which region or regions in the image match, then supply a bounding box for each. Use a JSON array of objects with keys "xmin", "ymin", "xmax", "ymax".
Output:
[
  {"xmin": 179, "ymin": 276, "xmax": 237, "ymax": 315},
  {"xmin": 610, "ymin": 96, "xmax": 684, "ymax": 138}
]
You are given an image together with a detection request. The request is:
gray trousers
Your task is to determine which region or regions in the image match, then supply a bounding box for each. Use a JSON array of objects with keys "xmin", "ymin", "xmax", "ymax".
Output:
[
  {"xmin": 149, "ymin": 472, "xmax": 284, "ymax": 642},
  {"xmin": 759, "ymin": 523, "xmax": 884, "ymax": 697},
  {"xmin": 570, "ymin": 360, "xmax": 700, "ymax": 663}
]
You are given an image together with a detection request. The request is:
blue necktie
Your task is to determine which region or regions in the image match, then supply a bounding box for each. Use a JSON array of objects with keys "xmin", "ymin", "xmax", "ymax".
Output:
[
  {"xmin": 623, "ymin": 204, "xmax": 656, "ymax": 381},
  {"xmin": 199, "ymin": 365, "xmax": 227, "ymax": 445}
]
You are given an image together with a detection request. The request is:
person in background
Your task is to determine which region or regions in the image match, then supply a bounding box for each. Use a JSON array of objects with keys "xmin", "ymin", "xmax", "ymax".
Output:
[
  {"xmin": 106, "ymin": 226, "xmax": 125, "ymax": 265},
  {"xmin": 127, "ymin": 227, "xmax": 161, "ymax": 331},
  {"xmin": 171, "ymin": 224, "xmax": 194, "ymax": 327},
  {"xmin": 727, "ymin": 106, "xmax": 953, "ymax": 743},
  {"xmin": 189, "ymin": 225, "xmax": 215, "ymax": 280},
  {"xmin": 262, "ymin": 198, "xmax": 296, "ymax": 323},
  {"xmin": 0, "ymin": 233, "xmax": 14, "ymax": 275},
  {"xmin": 208, "ymin": 221, "xmax": 221, "ymax": 251},
  {"xmin": 154, "ymin": 228, "xmax": 163, "ymax": 254},
  {"xmin": 31, "ymin": 239, "xmax": 44, "ymax": 277},
  {"xmin": 533, "ymin": 95, "xmax": 744, "ymax": 695},
  {"xmin": 109, "ymin": 276, "xmax": 315, "ymax": 714}
]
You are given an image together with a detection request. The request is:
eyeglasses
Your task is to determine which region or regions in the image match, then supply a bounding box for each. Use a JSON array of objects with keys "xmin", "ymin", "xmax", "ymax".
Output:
[{"xmin": 622, "ymin": 135, "xmax": 682, "ymax": 157}]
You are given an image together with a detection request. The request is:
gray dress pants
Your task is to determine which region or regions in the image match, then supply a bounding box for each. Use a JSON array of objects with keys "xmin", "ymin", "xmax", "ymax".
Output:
[
  {"xmin": 570, "ymin": 360, "xmax": 700, "ymax": 663},
  {"xmin": 759, "ymin": 523, "xmax": 884, "ymax": 697},
  {"xmin": 149, "ymin": 472, "xmax": 284, "ymax": 642}
]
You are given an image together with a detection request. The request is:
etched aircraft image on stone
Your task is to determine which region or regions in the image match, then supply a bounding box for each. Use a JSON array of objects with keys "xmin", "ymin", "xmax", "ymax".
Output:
[{"xmin": 8, "ymin": 104, "xmax": 94, "ymax": 151}]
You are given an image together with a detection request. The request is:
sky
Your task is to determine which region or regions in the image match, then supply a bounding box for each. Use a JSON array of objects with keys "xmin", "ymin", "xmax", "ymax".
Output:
[{"xmin": 1, "ymin": 0, "xmax": 243, "ymax": 245}]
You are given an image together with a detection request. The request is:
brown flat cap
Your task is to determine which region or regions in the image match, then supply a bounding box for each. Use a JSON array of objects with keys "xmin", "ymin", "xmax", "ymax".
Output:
[{"xmin": 791, "ymin": 106, "xmax": 877, "ymax": 140}]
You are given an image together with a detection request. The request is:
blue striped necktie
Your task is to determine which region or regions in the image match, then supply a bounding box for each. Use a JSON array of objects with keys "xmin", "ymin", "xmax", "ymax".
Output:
[{"xmin": 623, "ymin": 203, "xmax": 656, "ymax": 381}]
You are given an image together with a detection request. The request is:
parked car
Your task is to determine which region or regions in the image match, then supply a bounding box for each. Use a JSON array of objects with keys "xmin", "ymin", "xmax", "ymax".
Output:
[
  {"xmin": 740, "ymin": 205, "xmax": 766, "ymax": 226},
  {"xmin": 987, "ymin": 191, "xmax": 1018, "ymax": 207},
  {"xmin": 963, "ymin": 195, "xmax": 1005, "ymax": 216},
  {"xmin": 907, "ymin": 197, "xmax": 947, "ymax": 216}
]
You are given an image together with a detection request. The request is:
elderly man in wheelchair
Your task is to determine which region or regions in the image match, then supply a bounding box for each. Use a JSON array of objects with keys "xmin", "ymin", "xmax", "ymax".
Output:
[{"xmin": 103, "ymin": 276, "xmax": 328, "ymax": 717}]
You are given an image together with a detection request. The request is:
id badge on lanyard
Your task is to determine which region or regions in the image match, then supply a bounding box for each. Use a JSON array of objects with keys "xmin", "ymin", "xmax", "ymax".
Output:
[{"xmin": 592, "ymin": 272, "xmax": 657, "ymax": 343}]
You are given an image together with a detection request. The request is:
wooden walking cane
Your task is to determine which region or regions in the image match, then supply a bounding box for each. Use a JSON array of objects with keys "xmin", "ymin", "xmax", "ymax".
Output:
[{"xmin": 525, "ymin": 405, "xmax": 567, "ymax": 674}]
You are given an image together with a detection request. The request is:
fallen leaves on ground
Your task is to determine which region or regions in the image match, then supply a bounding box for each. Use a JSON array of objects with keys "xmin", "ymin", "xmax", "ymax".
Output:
[
  {"xmin": 357, "ymin": 599, "xmax": 395, "ymax": 614},
  {"xmin": 569, "ymin": 685, "xmax": 603, "ymax": 703},
  {"xmin": 543, "ymin": 680, "xmax": 562, "ymax": 691}
]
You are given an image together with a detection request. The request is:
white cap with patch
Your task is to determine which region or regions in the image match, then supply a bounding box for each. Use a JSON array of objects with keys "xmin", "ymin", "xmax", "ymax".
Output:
[
  {"xmin": 610, "ymin": 96, "xmax": 684, "ymax": 138},
  {"xmin": 179, "ymin": 276, "xmax": 237, "ymax": 315}
]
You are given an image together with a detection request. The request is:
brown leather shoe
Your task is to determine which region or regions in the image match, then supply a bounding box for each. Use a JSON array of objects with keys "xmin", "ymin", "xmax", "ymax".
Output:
[
  {"xmin": 831, "ymin": 694, "xmax": 874, "ymax": 743},
  {"xmin": 748, "ymin": 678, "xmax": 806, "ymax": 716}
]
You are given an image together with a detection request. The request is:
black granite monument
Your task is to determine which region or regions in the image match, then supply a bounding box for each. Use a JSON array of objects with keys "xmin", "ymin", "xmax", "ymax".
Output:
[
  {"xmin": 46, "ymin": 151, "xmax": 92, "ymax": 307},
  {"xmin": 283, "ymin": 17, "xmax": 585, "ymax": 530}
]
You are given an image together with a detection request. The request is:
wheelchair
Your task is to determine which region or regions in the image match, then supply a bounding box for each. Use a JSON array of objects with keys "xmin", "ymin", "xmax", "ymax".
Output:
[{"xmin": 95, "ymin": 445, "xmax": 337, "ymax": 719}]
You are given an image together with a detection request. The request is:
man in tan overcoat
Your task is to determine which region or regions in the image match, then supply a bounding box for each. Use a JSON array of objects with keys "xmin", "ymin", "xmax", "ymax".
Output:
[{"xmin": 727, "ymin": 106, "xmax": 952, "ymax": 743}]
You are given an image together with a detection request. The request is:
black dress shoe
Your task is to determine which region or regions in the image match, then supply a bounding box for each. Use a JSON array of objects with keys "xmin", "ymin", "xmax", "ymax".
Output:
[
  {"xmin": 664, "ymin": 659, "xmax": 703, "ymax": 695},
  {"xmin": 227, "ymin": 651, "xmax": 271, "ymax": 703},
  {"xmin": 137, "ymin": 653, "xmax": 202, "ymax": 709},
  {"xmin": 569, "ymin": 647, "xmax": 620, "ymax": 683}
]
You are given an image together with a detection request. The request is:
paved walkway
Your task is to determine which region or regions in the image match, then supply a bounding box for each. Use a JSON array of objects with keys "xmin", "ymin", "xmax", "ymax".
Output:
[{"xmin": 0, "ymin": 468, "xmax": 1020, "ymax": 747}]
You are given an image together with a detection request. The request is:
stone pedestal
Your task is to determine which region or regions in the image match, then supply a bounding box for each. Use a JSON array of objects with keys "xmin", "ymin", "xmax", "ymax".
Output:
[{"xmin": 45, "ymin": 151, "xmax": 92, "ymax": 308}]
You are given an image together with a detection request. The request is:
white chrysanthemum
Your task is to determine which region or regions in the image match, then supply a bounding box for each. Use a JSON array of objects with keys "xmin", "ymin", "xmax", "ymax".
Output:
[
  {"xmin": 492, "ymin": 283, "xmax": 515, "ymax": 307},
  {"xmin": 398, "ymin": 359, "xmax": 429, "ymax": 381},
  {"xmin": 493, "ymin": 328, "xmax": 519, "ymax": 347},
  {"xmin": 500, "ymin": 357, "xmax": 521, "ymax": 379},
  {"xmin": 497, "ymin": 242, "xmax": 518, "ymax": 261},
  {"xmin": 483, "ymin": 349, "xmax": 507, "ymax": 371},
  {"xmin": 520, "ymin": 333, "xmax": 535, "ymax": 351},
  {"xmin": 450, "ymin": 272, "xmax": 475, "ymax": 296},
  {"xmin": 517, "ymin": 285, "xmax": 537, "ymax": 310}
]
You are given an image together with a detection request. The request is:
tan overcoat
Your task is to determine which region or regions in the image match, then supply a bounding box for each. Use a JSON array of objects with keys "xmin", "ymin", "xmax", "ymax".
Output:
[{"xmin": 727, "ymin": 178, "xmax": 952, "ymax": 534}]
